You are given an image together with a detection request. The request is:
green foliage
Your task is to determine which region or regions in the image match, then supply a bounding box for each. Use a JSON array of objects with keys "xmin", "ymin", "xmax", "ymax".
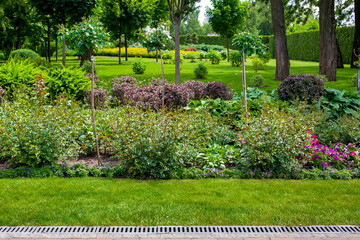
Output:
[
  {"xmin": 318, "ymin": 88, "xmax": 360, "ymax": 119},
  {"xmin": 206, "ymin": 0, "xmax": 248, "ymax": 39},
  {"xmin": 236, "ymin": 103, "xmax": 321, "ymax": 172},
  {"xmin": 230, "ymin": 52, "xmax": 242, "ymax": 67},
  {"xmin": 46, "ymin": 67, "xmax": 91, "ymax": 101},
  {"xmin": 132, "ymin": 58, "xmax": 147, "ymax": 74},
  {"xmin": 349, "ymin": 74, "xmax": 358, "ymax": 87},
  {"xmin": 207, "ymin": 50, "xmax": 221, "ymax": 64},
  {"xmin": 179, "ymin": 35, "xmax": 228, "ymax": 48},
  {"xmin": 232, "ymin": 32, "xmax": 267, "ymax": 57},
  {"xmin": 10, "ymin": 49, "xmax": 40, "ymax": 61},
  {"xmin": 142, "ymin": 28, "xmax": 169, "ymax": 52},
  {"xmin": 251, "ymin": 56, "xmax": 264, "ymax": 73},
  {"xmin": 268, "ymin": 26, "xmax": 354, "ymax": 64},
  {"xmin": 250, "ymin": 75, "xmax": 264, "ymax": 87},
  {"xmin": 186, "ymin": 52, "xmax": 198, "ymax": 62},
  {"xmin": 82, "ymin": 61, "xmax": 96, "ymax": 74},
  {"xmin": 220, "ymin": 51, "xmax": 227, "ymax": 60},
  {"xmin": 0, "ymin": 59, "xmax": 47, "ymax": 96},
  {"xmin": 181, "ymin": 43, "xmax": 225, "ymax": 52},
  {"xmin": 194, "ymin": 64, "xmax": 208, "ymax": 79}
]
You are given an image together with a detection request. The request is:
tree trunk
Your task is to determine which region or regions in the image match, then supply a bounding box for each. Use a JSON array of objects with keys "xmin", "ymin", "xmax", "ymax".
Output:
[
  {"xmin": 160, "ymin": 50, "xmax": 165, "ymax": 109},
  {"xmin": 55, "ymin": 36, "xmax": 58, "ymax": 62},
  {"xmin": 174, "ymin": 19, "xmax": 181, "ymax": 85},
  {"xmin": 270, "ymin": 0, "xmax": 290, "ymax": 81},
  {"xmin": 242, "ymin": 50, "xmax": 247, "ymax": 118},
  {"xmin": 16, "ymin": 35, "xmax": 21, "ymax": 49},
  {"xmin": 156, "ymin": 50, "xmax": 159, "ymax": 62},
  {"xmin": 319, "ymin": 0, "xmax": 337, "ymax": 81},
  {"xmin": 125, "ymin": 34, "xmax": 128, "ymax": 61},
  {"xmin": 62, "ymin": 39, "xmax": 66, "ymax": 67},
  {"xmin": 226, "ymin": 37, "xmax": 230, "ymax": 62},
  {"xmin": 336, "ymin": 38, "xmax": 344, "ymax": 68},
  {"xmin": 80, "ymin": 49, "xmax": 92, "ymax": 66},
  {"xmin": 47, "ymin": 18, "xmax": 51, "ymax": 63},
  {"xmin": 118, "ymin": 32, "xmax": 122, "ymax": 64},
  {"xmin": 45, "ymin": 38, "xmax": 48, "ymax": 60},
  {"xmin": 351, "ymin": 0, "xmax": 360, "ymax": 68}
]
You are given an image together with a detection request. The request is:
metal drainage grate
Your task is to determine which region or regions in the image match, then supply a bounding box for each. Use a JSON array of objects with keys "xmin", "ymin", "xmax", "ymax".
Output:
[{"xmin": 0, "ymin": 226, "xmax": 359, "ymax": 234}]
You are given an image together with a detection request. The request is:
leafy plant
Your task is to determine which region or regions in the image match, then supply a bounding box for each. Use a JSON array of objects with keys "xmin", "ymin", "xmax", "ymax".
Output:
[
  {"xmin": 251, "ymin": 56, "xmax": 264, "ymax": 73},
  {"xmin": 204, "ymin": 81, "xmax": 233, "ymax": 100},
  {"xmin": 132, "ymin": 58, "xmax": 147, "ymax": 74},
  {"xmin": 111, "ymin": 83, "xmax": 137, "ymax": 105},
  {"xmin": 10, "ymin": 49, "xmax": 40, "ymax": 61},
  {"xmin": 230, "ymin": 52, "xmax": 242, "ymax": 67},
  {"xmin": 194, "ymin": 64, "xmax": 208, "ymax": 79},
  {"xmin": 84, "ymin": 89, "xmax": 108, "ymax": 109},
  {"xmin": 112, "ymin": 76, "xmax": 138, "ymax": 85},
  {"xmin": 182, "ymin": 80, "xmax": 207, "ymax": 100},
  {"xmin": 186, "ymin": 52, "xmax": 198, "ymax": 63},
  {"xmin": 277, "ymin": 74, "xmax": 325, "ymax": 103},
  {"xmin": 250, "ymin": 75, "xmax": 264, "ymax": 86},
  {"xmin": 207, "ymin": 50, "xmax": 221, "ymax": 64},
  {"xmin": 82, "ymin": 61, "xmax": 97, "ymax": 74}
]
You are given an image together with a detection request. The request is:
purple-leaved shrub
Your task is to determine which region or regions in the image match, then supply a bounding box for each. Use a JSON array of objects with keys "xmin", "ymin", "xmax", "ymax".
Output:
[
  {"xmin": 163, "ymin": 84, "xmax": 194, "ymax": 109},
  {"xmin": 124, "ymin": 85, "xmax": 162, "ymax": 110},
  {"xmin": 111, "ymin": 83, "xmax": 137, "ymax": 105},
  {"xmin": 112, "ymin": 76, "xmax": 138, "ymax": 85},
  {"xmin": 204, "ymin": 81, "xmax": 233, "ymax": 100},
  {"xmin": 84, "ymin": 89, "xmax": 108, "ymax": 109},
  {"xmin": 182, "ymin": 81, "xmax": 207, "ymax": 100}
]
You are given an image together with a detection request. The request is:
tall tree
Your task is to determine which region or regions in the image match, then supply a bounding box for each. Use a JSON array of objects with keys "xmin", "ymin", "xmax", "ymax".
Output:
[
  {"xmin": 207, "ymin": 0, "xmax": 248, "ymax": 62},
  {"xmin": 185, "ymin": 9, "xmax": 202, "ymax": 35},
  {"xmin": 319, "ymin": 0, "xmax": 337, "ymax": 81},
  {"xmin": 56, "ymin": 0, "xmax": 97, "ymax": 67},
  {"xmin": 270, "ymin": 0, "xmax": 290, "ymax": 81},
  {"xmin": 351, "ymin": 0, "xmax": 360, "ymax": 68},
  {"xmin": 167, "ymin": 0, "xmax": 200, "ymax": 84}
]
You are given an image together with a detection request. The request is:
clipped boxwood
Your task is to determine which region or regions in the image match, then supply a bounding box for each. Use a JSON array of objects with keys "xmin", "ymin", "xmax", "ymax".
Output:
[
  {"xmin": 10, "ymin": 49, "xmax": 40, "ymax": 60},
  {"xmin": 277, "ymin": 74, "xmax": 325, "ymax": 102}
]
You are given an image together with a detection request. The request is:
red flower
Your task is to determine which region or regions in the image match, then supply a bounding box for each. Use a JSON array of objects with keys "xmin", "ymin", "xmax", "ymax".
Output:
[{"xmin": 350, "ymin": 152, "xmax": 356, "ymax": 157}]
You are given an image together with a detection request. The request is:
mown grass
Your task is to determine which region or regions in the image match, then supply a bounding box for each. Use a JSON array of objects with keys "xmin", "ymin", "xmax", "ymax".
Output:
[
  {"xmin": 1, "ymin": 178, "xmax": 359, "ymax": 226},
  {"xmin": 56, "ymin": 56, "xmax": 358, "ymax": 93}
]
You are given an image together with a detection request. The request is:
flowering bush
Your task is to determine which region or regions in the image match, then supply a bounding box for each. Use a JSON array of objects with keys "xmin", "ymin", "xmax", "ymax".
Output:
[
  {"xmin": 112, "ymin": 76, "xmax": 138, "ymax": 85},
  {"xmin": 84, "ymin": 89, "xmax": 108, "ymax": 109},
  {"xmin": 236, "ymin": 103, "xmax": 321, "ymax": 172},
  {"xmin": 278, "ymin": 74, "xmax": 325, "ymax": 102},
  {"xmin": 182, "ymin": 81, "xmax": 207, "ymax": 100},
  {"xmin": 303, "ymin": 133, "xmax": 359, "ymax": 169},
  {"xmin": 204, "ymin": 82, "xmax": 233, "ymax": 100}
]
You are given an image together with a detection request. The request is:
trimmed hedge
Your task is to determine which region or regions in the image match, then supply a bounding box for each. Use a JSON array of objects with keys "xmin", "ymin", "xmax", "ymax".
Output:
[
  {"xmin": 267, "ymin": 26, "xmax": 354, "ymax": 64},
  {"xmin": 180, "ymin": 35, "xmax": 228, "ymax": 48}
]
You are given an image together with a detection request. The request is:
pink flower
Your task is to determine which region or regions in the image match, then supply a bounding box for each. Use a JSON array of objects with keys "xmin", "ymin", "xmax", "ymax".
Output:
[
  {"xmin": 312, "ymin": 135, "xmax": 317, "ymax": 139},
  {"xmin": 351, "ymin": 152, "xmax": 356, "ymax": 157},
  {"xmin": 322, "ymin": 162, "xmax": 327, "ymax": 167},
  {"xmin": 240, "ymin": 140, "xmax": 246, "ymax": 145}
]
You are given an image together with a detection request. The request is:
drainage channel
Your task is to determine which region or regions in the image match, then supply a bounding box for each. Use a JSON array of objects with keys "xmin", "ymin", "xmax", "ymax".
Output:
[{"xmin": 0, "ymin": 225, "xmax": 359, "ymax": 235}]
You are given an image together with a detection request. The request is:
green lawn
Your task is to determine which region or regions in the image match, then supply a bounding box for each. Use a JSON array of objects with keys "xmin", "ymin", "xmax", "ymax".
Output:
[
  {"xmin": 1, "ymin": 178, "xmax": 360, "ymax": 226},
  {"xmin": 55, "ymin": 56, "xmax": 358, "ymax": 93}
]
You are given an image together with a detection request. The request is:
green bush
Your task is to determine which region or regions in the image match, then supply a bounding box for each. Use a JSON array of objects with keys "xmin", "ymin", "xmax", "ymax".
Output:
[
  {"xmin": 132, "ymin": 58, "xmax": 147, "ymax": 74},
  {"xmin": 207, "ymin": 50, "xmax": 221, "ymax": 64},
  {"xmin": 186, "ymin": 52, "xmax": 198, "ymax": 63},
  {"xmin": 10, "ymin": 49, "xmax": 40, "ymax": 61},
  {"xmin": 82, "ymin": 61, "xmax": 96, "ymax": 74},
  {"xmin": 47, "ymin": 67, "xmax": 91, "ymax": 101},
  {"xmin": 349, "ymin": 74, "xmax": 358, "ymax": 87},
  {"xmin": 277, "ymin": 74, "xmax": 325, "ymax": 102},
  {"xmin": 230, "ymin": 52, "xmax": 242, "ymax": 67},
  {"xmin": 250, "ymin": 75, "xmax": 264, "ymax": 87},
  {"xmin": 181, "ymin": 44, "xmax": 225, "ymax": 52},
  {"xmin": 220, "ymin": 51, "xmax": 227, "ymax": 60},
  {"xmin": 0, "ymin": 59, "xmax": 48, "ymax": 96},
  {"xmin": 252, "ymin": 56, "xmax": 264, "ymax": 73},
  {"xmin": 194, "ymin": 64, "xmax": 208, "ymax": 79},
  {"xmin": 236, "ymin": 103, "xmax": 321, "ymax": 172}
]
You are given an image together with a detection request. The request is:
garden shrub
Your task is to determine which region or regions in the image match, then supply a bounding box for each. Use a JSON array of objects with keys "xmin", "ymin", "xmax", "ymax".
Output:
[
  {"xmin": 220, "ymin": 51, "xmax": 227, "ymax": 60},
  {"xmin": 349, "ymin": 74, "xmax": 357, "ymax": 87},
  {"xmin": 186, "ymin": 52, "xmax": 198, "ymax": 63},
  {"xmin": 82, "ymin": 61, "xmax": 96, "ymax": 74},
  {"xmin": 207, "ymin": 50, "xmax": 221, "ymax": 64},
  {"xmin": 84, "ymin": 73, "xmax": 100, "ymax": 82},
  {"xmin": 132, "ymin": 58, "xmax": 147, "ymax": 74},
  {"xmin": 250, "ymin": 75, "xmax": 265, "ymax": 87},
  {"xmin": 230, "ymin": 52, "xmax": 242, "ymax": 67},
  {"xmin": 0, "ymin": 96, "xmax": 83, "ymax": 167},
  {"xmin": 236, "ymin": 103, "xmax": 321, "ymax": 172},
  {"xmin": 84, "ymin": 89, "xmax": 108, "ymax": 109},
  {"xmin": 10, "ymin": 49, "xmax": 40, "ymax": 61},
  {"xmin": 112, "ymin": 76, "xmax": 138, "ymax": 85},
  {"xmin": 47, "ymin": 67, "xmax": 91, "ymax": 101},
  {"xmin": 182, "ymin": 80, "xmax": 207, "ymax": 100},
  {"xmin": 277, "ymin": 74, "xmax": 325, "ymax": 102},
  {"xmin": 111, "ymin": 83, "xmax": 137, "ymax": 105},
  {"xmin": 199, "ymin": 51, "xmax": 207, "ymax": 61},
  {"xmin": 0, "ymin": 59, "xmax": 48, "ymax": 96},
  {"xmin": 161, "ymin": 50, "xmax": 173, "ymax": 64},
  {"xmin": 193, "ymin": 64, "xmax": 208, "ymax": 79},
  {"xmin": 179, "ymin": 36, "xmax": 228, "ymax": 48},
  {"xmin": 163, "ymin": 84, "xmax": 194, "ymax": 110},
  {"xmin": 204, "ymin": 82, "xmax": 233, "ymax": 100},
  {"xmin": 252, "ymin": 56, "xmax": 264, "ymax": 73},
  {"xmin": 124, "ymin": 85, "xmax": 162, "ymax": 110},
  {"xmin": 151, "ymin": 78, "xmax": 169, "ymax": 86}
]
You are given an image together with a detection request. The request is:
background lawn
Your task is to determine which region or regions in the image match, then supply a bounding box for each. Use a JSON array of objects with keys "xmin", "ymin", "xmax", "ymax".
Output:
[
  {"xmin": 1, "ymin": 178, "xmax": 359, "ymax": 226},
  {"xmin": 55, "ymin": 56, "xmax": 358, "ymax": 93}
]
